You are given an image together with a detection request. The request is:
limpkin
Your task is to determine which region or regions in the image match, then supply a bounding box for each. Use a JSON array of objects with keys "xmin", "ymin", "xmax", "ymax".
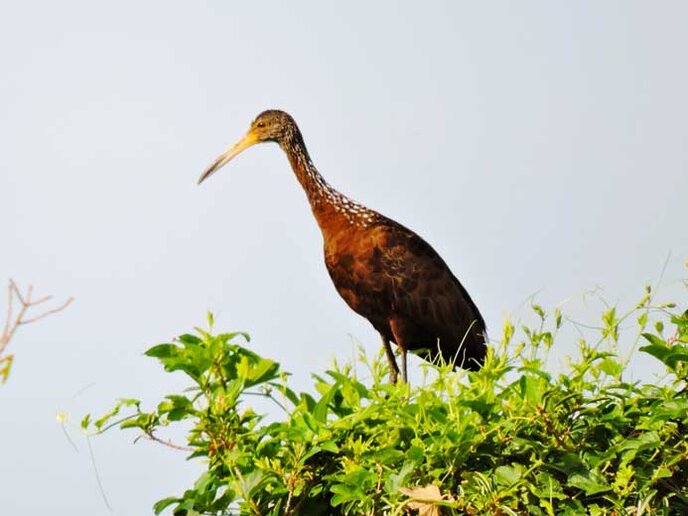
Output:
[{"xmin": 198, "ymin": 110, "xmax": 486, "ymax": 383}]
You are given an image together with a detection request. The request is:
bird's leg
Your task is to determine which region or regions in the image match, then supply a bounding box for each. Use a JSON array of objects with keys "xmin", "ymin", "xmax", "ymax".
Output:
[
  {"xmin": 380, "ymin": 334, "xmax": 400, "ymax": 383},
  {"xmin": 389, "ymin": 319, "xmax": 410, "ymax": 384},
  {"xmin": 400, "ymin": 349, "xmax": 408, "ymax": 384}
]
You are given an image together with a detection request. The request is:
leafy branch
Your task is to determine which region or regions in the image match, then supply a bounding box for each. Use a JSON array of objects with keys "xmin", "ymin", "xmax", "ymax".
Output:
[{"xmin": 83, "ymin": 286, "xmax": 688, "ymax": 515}]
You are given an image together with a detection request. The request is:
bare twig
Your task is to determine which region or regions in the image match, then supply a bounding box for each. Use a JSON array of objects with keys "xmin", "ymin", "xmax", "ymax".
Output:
[
  {"xmin": 21, "ymin": 296, "xmax": 74, "ymax": 325},
  {"xmin": 3, "ymin": 283, "xmax": 13, "ymax": 338},
  {"xmin": 138, "ymin": 430, "xmax": 194, "ymax": 452},
  {"xmin": 86, "ymin": 435, "xmax": 112, "ymax": 511},
  {"xmin": 0, "ymin": 278, "xmax": 74, "ymax": 382}
]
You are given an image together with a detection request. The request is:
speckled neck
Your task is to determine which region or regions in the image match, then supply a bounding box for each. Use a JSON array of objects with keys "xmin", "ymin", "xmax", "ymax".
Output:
[{"xmin": 278, "ymin": 128, "xmax": 379, "ymax": 231}]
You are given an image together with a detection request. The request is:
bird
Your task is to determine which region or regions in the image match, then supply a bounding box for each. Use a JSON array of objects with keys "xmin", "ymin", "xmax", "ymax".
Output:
[{"xmin": 198, "ymin": 110, "xmax": 486, "ymax": 383}]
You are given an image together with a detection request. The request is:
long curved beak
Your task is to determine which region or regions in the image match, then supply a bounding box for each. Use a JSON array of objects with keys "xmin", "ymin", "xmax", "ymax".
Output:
[{"xmin": 197, "ymin": 132, "xmax": 258, "ymax": 185}]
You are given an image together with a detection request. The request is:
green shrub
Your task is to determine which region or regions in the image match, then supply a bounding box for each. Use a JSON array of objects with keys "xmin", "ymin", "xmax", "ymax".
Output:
[{"xmin": 86, "ymin": 292, "xmax": 688, "ymax": 515}]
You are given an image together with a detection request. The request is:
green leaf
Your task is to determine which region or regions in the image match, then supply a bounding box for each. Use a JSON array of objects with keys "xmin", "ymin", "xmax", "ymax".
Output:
[
  {"xmin": 94, "ymin": 398, "xmax": 140, "ymax": 430},
  {"xmin": 178, "ymin": 333, "xmax": 202, "ymax": 346},
  {"xmin": 519, "ymin": 375, "xmax": 547, "ymax": 405},
  {"xmin": 554, "ymin": 307, "xmax": 562, "ymax": 329},
  {"xmin": 637, "ymin": 312, "xmax": 648, "ymax": 328},
  {"xmin": 241, "ymin": 356, "xmax": 280, "ymax": 387},
  {"xmin": 495, "ymin": 464, "xmax": 524, "ymax": 487},
  {"xmin": 406, "ymin": 445, "xmax": 424, "ymax": 463},
  {"xmin": 640, "ymin": 334, "xmax": 688, "ymax": 370},
  {"xmin": 599, "ymin": 358, "xmax": 622, "ymax": 377},
  {"xmin": 340, "ymin": 467, "xmax": 376, "ymax": 488},
  {"xmin": 530, "ymin": 472, "xmax": 567, "ymax": 501},
  {"xmin": 312, "ymin": 381, "xmax": 340, "ymax": 423},
  {"xmin": 160, "ymin": 395, "xmax": 195, "ymax": 421},
  {"xmin": 120, "ymin": 413, "xmax": 156, "ymax": 431},
  {"xmin": 567, "ymin": 471, "xmax": 610, "ymax": 495},
  {"xmin": 602, "ymin": 308, "xmax": 619, "ymax": 341},
  {"xmin": 218, "ymin": 331, "xmax": 251, "ymax": 343},
  {"xmin": 331, "ymin": 483, "xmax": 365, "ymax": 507},
  {"xmin": 620, "ymin": 431, "xmax": 661, "ymax": 464},
  {"xmin": 145, "ymin": 343, "xmax": 179, "ymax": 358},
  {"xmin": 372, "ymin": 446, "xmax": 404, "ymax": 464},
  {"xmin": 239, "ymin": 470, "xmax": 264, "ymax": 498},
  {"xmin": 320, "ymin": 440, "xmax": 339, "ymax": 453},
  {"xmin": 153, "ymin": 497, "xmax": 180, "ymax": 515},
  {"xmin": 532, "ymin": 303, "xmax": 545, "ymax": 320},
  {"xmin": 0, "ymin": 355, "xmax": 14, "ymax": 383}
]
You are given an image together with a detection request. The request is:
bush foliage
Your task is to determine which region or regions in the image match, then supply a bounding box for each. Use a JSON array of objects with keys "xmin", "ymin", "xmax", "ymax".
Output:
[{"xmin": 86, "ymin": 290, "xmax": 688, "ymax": 515}]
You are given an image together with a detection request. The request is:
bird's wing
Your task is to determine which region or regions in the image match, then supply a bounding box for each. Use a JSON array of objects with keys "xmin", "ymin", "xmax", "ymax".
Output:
[{"xmin": 377, "ymin": 222, "xmax": 486, "ymax": 347}]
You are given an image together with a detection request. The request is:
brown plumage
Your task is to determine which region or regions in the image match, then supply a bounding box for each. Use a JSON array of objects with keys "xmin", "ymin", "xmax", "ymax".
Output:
[{"xmin": 198, "ymin": 110, "xmax": 486, "ymax": 383}]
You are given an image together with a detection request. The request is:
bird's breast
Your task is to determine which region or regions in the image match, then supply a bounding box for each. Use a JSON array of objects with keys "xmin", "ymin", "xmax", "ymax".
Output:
[{"xmin": 323, "ymin": 226, "xmax": 395, "ymax": 319}]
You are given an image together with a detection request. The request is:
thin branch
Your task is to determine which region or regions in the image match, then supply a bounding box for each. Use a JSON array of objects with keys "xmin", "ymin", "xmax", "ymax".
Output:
[
  {"xmin": 21, "ymin": 296, "xmax": 74, "ymax": 325},
  {"xmin": 243, "ymin": 389, "xmax": 289, "ymax": 414},
  {"xmin": 86, "ymin": 435, "xmax": 112, "ymax": 512},
  {"xmin": 10, "ymin": 279, "xmax": 26, "ymax": 305},
  {"xmin": 27, "ymin": 294, "xmax": 54, "ymax": 306},
  {"xmin": 0, "ymin": 279, "xmax": 74, "ymax": 381},
  {"xmin": 140, "ymin": 430, "xmax": 194, "ymax": 452},
  {"xmin": 3, "ymin": 282, "xmax": 12, "ymax": 337}
]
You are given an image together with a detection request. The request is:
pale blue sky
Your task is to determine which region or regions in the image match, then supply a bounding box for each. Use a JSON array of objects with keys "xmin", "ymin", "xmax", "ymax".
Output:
[{"xmin": 1, "ymin": 2, "xmax": 687, "ymax": 514}]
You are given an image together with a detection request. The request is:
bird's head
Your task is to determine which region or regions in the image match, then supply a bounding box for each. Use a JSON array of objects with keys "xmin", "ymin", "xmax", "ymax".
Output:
[{"xmin": 198, "ymin": 110, "xmax": 297, "ymax": 184}]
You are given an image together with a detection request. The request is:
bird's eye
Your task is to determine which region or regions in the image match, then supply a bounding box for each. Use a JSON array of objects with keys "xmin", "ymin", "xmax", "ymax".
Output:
[{"xmin": 256, "ymin": 121, "xmax": 266, "ymax": 128}]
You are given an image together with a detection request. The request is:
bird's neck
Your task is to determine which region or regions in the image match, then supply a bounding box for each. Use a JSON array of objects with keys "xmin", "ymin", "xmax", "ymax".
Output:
[
  {"xmin": 280, "ymin": 132, "xmax": 335, "ymax": 211},
  {"xmin": 279, "ymin": 132, "xmax": 376, "ymax": 234}
]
